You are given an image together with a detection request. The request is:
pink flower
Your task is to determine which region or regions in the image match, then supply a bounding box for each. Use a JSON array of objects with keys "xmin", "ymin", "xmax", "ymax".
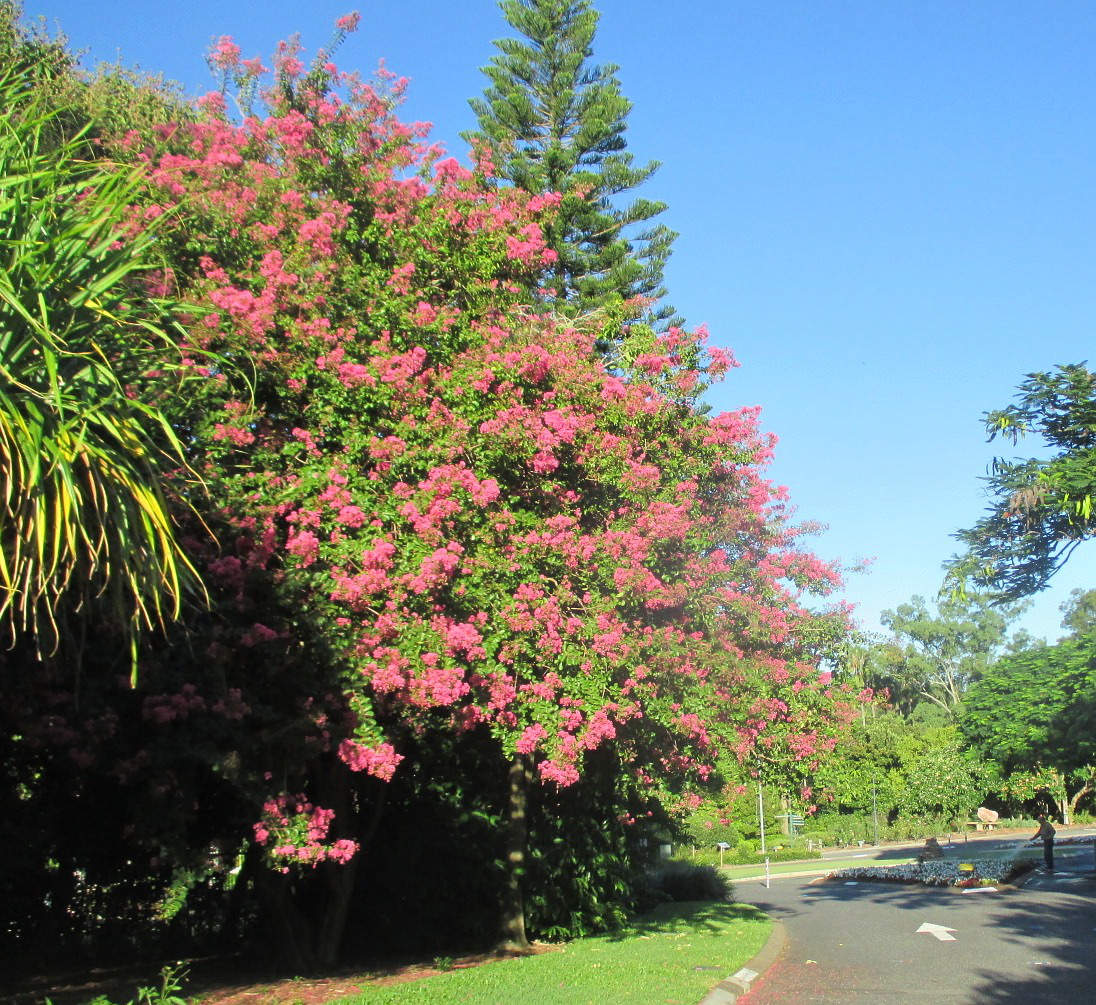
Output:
[
  {"xmin": 336, "ymin": 505, "xmax": 368, "ymax": 528},
  {"xmin": 286, "ymin": 530, "xmax": 320, "ymax": 567},
  {"xmin": 516, "ymin": 723, "xmax": 548, "ymax": 754},
  {"xmin": 241, "ymin": 623, "xmax": 279, "ymax": 646},
  {"xmin": 209, "ymin": 36, "xmax": 241, "ymax": 72},
  {"xmin": 538, "ymin": 758, "xmax": 580, "ymax": 786},
  {"xmin": 338, "ymin": 739, "xmax": 404, "ymax": 780}
]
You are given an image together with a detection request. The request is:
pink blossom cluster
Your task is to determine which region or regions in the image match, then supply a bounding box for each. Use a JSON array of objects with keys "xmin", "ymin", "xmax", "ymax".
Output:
[
  {"xmin": 254, "ymin": 793, "xmax": 359, "ymax": 871},
  {"xmin": 337, "ymin": 739, "xmax": 404, "ymax": 780},
  {"xmin": 142, "ymin": 684, "xmax": 207, "ymax": 724}
]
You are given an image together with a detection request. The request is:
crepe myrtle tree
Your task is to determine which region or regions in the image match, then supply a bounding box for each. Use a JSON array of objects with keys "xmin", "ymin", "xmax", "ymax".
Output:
[{"xmin": 53, "ymin": 15, "xmax": 864, "ymax": 964}]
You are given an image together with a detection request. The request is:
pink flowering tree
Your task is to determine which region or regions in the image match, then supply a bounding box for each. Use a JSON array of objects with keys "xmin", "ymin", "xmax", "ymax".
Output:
[{"xmin": 0, "ymin": 17, "xmax": 861, "ymax": 966}]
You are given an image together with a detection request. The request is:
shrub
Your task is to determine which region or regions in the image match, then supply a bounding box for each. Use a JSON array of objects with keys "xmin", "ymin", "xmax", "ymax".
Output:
[
  {"xmin": 649, "ymin": 862, "xmax": 732, "ymax": 902},
  {"xmin": 742, "ymin": 845, "xmax": 823, "ymax": 864},
  {"xmin": 676, "ymin": 845, "xmax": 822, "ymax": 867}
]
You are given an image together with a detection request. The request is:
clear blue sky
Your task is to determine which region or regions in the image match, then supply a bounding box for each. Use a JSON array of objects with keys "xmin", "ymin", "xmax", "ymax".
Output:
[{"xmin": 26, "ymin": 0, "xmax": 1096, "ymax": 642}]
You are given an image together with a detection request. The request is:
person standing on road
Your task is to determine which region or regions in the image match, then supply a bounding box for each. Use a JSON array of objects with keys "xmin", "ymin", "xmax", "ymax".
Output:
[{"xmin": 1030, "ymin": 814, "xmax": 1056, "ymax": 870}]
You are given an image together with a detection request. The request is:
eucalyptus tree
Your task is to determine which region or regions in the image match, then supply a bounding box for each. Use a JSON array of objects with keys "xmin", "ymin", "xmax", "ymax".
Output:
[
  {"xmin": 1060, "ymin": 588, "xmax": 1096, "ymax": 638},
  {"xmin": 879, "ymin": 593, "xmax": 1026, "ymax": 717}
]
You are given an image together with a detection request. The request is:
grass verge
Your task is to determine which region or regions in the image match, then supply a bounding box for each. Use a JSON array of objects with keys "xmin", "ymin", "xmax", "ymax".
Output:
[
  {"xmin": 719, "ymin": 856, "xmax": 915, "ymax": 880},
  {"xmin": 329, "ymin": 901, "xmax": 771, "ymax": 1005}
]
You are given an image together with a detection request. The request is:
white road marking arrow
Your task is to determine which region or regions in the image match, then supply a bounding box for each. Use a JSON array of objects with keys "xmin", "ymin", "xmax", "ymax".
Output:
[{"xmin": 917, "ymin": 923, "xmax": 957, "ymax": 942}]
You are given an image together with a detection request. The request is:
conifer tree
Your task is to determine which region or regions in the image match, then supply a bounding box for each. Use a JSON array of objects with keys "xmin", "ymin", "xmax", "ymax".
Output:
[{"xmin": 467, "ymin": 0, "xmax": 679, "ymax": 325}]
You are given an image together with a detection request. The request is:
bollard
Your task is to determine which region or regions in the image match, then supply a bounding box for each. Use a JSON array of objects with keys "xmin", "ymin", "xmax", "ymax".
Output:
[{"xmin": 765, "ymin": 857, "xmax": 771, "ymax": 889}]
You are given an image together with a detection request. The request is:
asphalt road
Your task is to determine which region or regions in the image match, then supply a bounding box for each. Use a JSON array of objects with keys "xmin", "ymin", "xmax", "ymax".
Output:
[{"xmin": 731, "ymin": 837, "xmax": 1096, "ymax": 1003}]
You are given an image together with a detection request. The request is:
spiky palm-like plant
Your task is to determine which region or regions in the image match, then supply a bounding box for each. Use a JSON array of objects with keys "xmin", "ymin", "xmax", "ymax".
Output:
[{"xmin": 0, "ymin": 65, "xmax": 203, "ymax": 669}]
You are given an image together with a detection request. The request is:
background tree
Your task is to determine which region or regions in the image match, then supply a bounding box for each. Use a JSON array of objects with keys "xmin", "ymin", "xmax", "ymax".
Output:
[
  {"xmin": 962, "ymin": 633, "xmax": 1096, "ymax": 823},
  {"xmin": 466, "ymin": 0, "xmax": 679, "ymax": 326},
  {"xmin": 949, "ymin": 363, "xmax": 1096, "ymax": 600},
  {"xmin": 878, "ymin": 593, "xmax": 1027, "ymax": 718},
  {"xmin": 1060, "ymin": 587, "xmax": 1096, "ymax": 638}
]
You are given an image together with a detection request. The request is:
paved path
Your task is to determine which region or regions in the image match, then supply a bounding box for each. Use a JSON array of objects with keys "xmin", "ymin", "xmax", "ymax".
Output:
[{"xmin": 731, "ymin": 842, "xmax": 1096, "ymax": 1003}]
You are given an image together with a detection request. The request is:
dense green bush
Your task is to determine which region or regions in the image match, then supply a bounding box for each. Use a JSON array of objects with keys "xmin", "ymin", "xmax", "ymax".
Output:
[
  {"xmin": 648, "ymin": 862, "xmax": 731, "ymax": 902},
  {"xmin": 741, "ymin": 846, "xmax": 823, "ymax": 864},
  {"xmin": 677, "ymin": 844, "xmax": 822, "ymax": 867}
]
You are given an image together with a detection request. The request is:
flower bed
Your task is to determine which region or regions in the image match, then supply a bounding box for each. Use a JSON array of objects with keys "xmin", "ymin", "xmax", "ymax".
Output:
[{"xmin": 829, "ymin": 858, "xmax": 1035, "ymax": 887}]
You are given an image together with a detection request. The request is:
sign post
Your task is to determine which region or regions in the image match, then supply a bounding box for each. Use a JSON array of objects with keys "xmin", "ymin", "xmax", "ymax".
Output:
[{"xmin": 758, "ymin": 780, "xmax": 766, "ymax": 855}]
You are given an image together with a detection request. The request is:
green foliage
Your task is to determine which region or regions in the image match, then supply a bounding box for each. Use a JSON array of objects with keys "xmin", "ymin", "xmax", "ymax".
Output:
[
  {"xmin": 746, "ymin": 844, "xmax": 821, "ymax": 863},
  {"xmin": 0, "ymin": 49, "xmax": 206, "ymax": 666},
  {"xmin": 523, "ymin": 755, "xmax": 664, "ymax": 940},
  {"xmin": 813, "ymin": 710, "xmax": 952, "ymax": 817},
  {"xmin": 679, "ymin": 797, "xmax": 749, "ymax": 846},
  {"xmin": 878, "ymin": 593, "xmax": 1027, "ymax": 716},
  {"xmin": 466, "ymin": 0, "xmax": 678, "ymax": 325},
  {"xmin": 136, "ymin": 965, "xmax": 188, "ymax": 1005},
  {"xmin": 896, "ymin": 742, "xmax": 984, "ymax": 826},
  {"xmin": 0, "ymin": 1, "xmax": 73, "ymax": 95},
  {"xmin": 962, "ymin": 633, "xmax": 1096, "ymax": 819},
  {"xmin": 963, "ymin": 634, "xmax": 1096, "ymax": 773},
  {"xmin": 949, "ymin": 363, "xmax": 1096, "ymax": 600},
  {"xmin": 0, "ymin": 6, "xmax": 858, "ymax": 971},
  {"xmin": 701, "ymin": 844, "xmax": 821, "ymax": 865},
  {"xmin": 58, "ymin": 964, "xmax": 188, "ymax": 1005},
  {"xmin": 1061, "ymin": 588, "xmax": 1096, "ymax": 638}
]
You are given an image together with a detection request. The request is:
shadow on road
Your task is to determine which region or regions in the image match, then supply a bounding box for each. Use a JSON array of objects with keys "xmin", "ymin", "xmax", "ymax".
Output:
[
  {"xmin": 964, "ymin": 878, "xmax": 1096, "ymax": 1003},
  {"xmin": 741, "ymin": 865, "xmax": 1096, "ymax": 1004}
]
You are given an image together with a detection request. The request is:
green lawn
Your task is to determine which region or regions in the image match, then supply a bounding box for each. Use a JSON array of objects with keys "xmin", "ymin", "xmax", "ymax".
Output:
[
  {"xmin": 719, "ymin": 855, "xmax": 915, "ymax": 880},
  {"xmin": 329, "ymin": 901, "xmax": 770, "ymax": 1005}
]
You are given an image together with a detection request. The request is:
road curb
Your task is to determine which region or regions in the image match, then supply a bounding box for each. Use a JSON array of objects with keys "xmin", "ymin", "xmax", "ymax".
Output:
[{"xmin": 696, "ymin": 918, "xmax": 786, "ymax": 1004}]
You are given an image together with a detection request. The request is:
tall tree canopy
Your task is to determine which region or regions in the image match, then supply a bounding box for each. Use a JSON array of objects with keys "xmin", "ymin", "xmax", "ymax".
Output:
[
  {"xmin": 1060, "ymin": 587, "xmax": 1096, "ymax": 638},
  {"xmin": 466, "ymin": 0, "xmax": 678, "ymax": 325},
  {"xmin": 949, "ymin": 363, "xmax": 1096, "ymax": 600},
  {"xmin": 1, "ymin": 13, "xmax": 860, "ymax": 968},
  {"xmin": 878, "ymin": 593, "xmax": 1026, "ymax": 717},
  {"xmin": 962, "ymin": 633, "xmax": 1096, "ymax": 822}
]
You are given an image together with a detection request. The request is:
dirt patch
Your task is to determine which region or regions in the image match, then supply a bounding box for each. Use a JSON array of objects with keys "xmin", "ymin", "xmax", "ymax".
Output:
[
  {"xmin": 188, "ymin": 951, "xmax": 533, "ymax": 1005},
  {"xmin": 3, "ymin": 946, "xmax": 559, "ymax": 1005}
]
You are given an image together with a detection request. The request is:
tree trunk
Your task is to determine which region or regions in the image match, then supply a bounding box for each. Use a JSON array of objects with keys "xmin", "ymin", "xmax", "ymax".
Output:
[
  {"xmin": 315, "ymin": 855, "xmax": 360, "ymax": 969},
  {"xmin": 1066, "ymin": 769, "xmax": 1095, "ymax": 825},
  {"xmin": 313, "ymin": 764, "xmax": 388, "ymax": 968},
  {"xmin": 497, "ymin": 751, "xmax": 533, "ymax": 954},
  {"xmin": 253, "ymin": 868, "xmax": 317, "ymax": 974}
]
